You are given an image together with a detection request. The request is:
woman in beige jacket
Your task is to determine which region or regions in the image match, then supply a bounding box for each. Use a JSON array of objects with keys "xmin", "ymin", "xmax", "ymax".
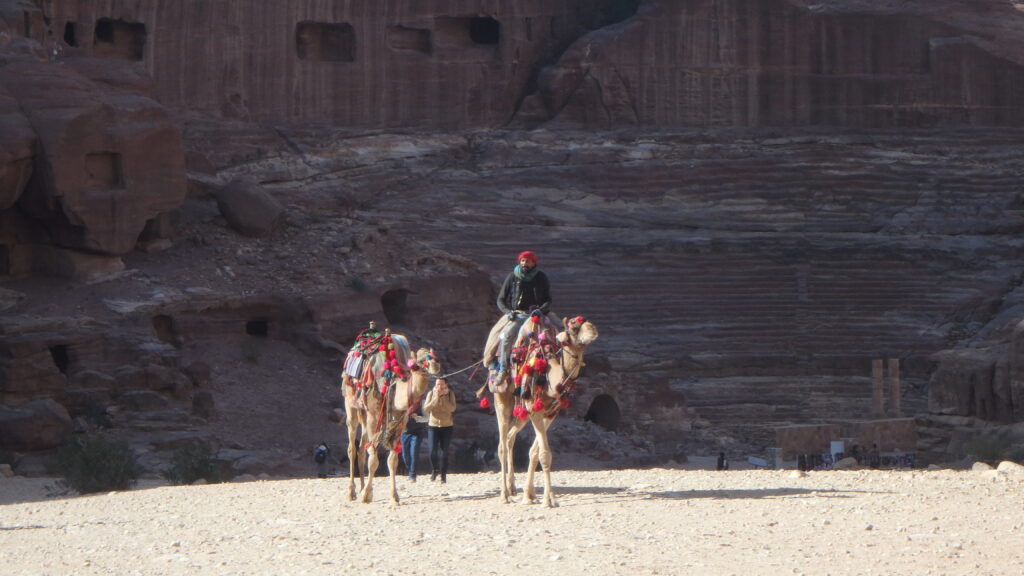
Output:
[{"xmin": 424, "ymin": 378, "xmax": 457, "ymax": 483}]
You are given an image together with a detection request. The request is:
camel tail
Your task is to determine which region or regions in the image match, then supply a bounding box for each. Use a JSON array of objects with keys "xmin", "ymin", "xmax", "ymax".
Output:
[{"xmin": 475, "ymin": 382, "xmax": 488, "ymax": 398}]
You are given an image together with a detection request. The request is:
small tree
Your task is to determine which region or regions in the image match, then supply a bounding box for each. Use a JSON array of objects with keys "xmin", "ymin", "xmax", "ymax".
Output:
[
  {"xmin": 163, "ymin": 442, "xmax": 229, "ymax": 485},
  {"xmin": 50, "ymin": 433, "xmax": 140, "ymax": 494}
]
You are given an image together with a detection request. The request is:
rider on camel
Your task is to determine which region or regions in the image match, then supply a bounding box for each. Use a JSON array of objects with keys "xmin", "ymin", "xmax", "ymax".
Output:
[{"xmin": 492, "ymin": 250, "xmax": 552, "ymax": 378}]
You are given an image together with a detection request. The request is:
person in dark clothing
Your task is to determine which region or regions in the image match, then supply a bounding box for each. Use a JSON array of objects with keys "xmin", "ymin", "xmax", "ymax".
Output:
[
  {"xmin": 401, "ymin": 402, "xmax": 426, "ymax": 482},
  {"xmin": 716, "ymin": 452, "xmax": 729, "ymax": 471},
  {"xmin": 313, "ymin": 442, "xmax": 330, "ymax": 478},
  {"xmin": 494, "ymin": 251, "xmax": 552, "ymax": 374}
]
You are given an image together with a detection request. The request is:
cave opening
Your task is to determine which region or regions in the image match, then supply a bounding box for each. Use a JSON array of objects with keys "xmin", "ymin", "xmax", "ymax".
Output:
[
  {"xmin": 381, "ymin": 289, "xmax": 409, "ymax": 325},
  {"xmin": 63, "ymin": 21, "xmax": 77, "ymax": 46},
  {"xmin": 93, "ymin": 18, "xmax": 146, "ymax": 60},
  {"xmin": 469, "ymin": 17, "xmax": 500, "ymax": 45},
  {"xmin": 246, "ymin": 319, "xmax": 269, "ymax": 337},
  {"xmin": 296, "ymin": 22, "xmax": 356, "ymax": 62},
  {"xmin": 584, "ymin": 394, "xmax": 621, "ymax": 431},
  {"xmin": 49, "ymin": 344, "xmax": 70, "ymax": 374}
]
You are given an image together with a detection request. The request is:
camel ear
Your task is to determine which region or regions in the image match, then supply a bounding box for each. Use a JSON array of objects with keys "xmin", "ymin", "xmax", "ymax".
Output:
[{"xmin": 563, "ymin": 317, "xmax": 570, "ymax": 329}]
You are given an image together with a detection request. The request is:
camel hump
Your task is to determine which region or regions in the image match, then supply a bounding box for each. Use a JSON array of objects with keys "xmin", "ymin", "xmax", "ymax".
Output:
[{"xmin": 391, "ymin": 334, "xmax": 412, "ymax": 367}]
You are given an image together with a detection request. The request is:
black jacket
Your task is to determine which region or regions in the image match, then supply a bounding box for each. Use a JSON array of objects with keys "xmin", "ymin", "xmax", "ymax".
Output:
[{"xmin": 497, "ymin": 269, "xmax": 551, "ymax": 315}]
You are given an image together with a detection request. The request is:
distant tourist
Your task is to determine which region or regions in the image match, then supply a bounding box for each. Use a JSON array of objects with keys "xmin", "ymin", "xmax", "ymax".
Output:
[
  {"xmin": 868, "ymin": 444, "xmax": 881, "ymax": 469},
  {"xmin": 313, "ymin": 442, "xmax": 330, "ymax": 478},
  {"xmin": 717, "ymin": 452, "xmax": 729, "ymax": 471}
]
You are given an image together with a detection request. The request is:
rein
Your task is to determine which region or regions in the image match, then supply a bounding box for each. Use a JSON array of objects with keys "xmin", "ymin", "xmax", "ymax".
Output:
[{"xmin": 439, "ymin": 359, "xmax": 484, "ymax": 380}]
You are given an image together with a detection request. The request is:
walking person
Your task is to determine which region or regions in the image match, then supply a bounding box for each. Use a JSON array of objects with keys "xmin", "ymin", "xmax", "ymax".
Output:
[
  {"xmin": 424, "ymin": 378, "xmax": 457, "ymax": 483},
  {"xmin": 401, "ymin": 402, "xmax": 426, "ymax": 482}
]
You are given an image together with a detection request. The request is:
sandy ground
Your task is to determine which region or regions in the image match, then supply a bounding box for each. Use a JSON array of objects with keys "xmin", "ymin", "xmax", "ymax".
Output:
[{"xmin": 2, "ymin": 463, "xmax": 1024, "ymax": 576}]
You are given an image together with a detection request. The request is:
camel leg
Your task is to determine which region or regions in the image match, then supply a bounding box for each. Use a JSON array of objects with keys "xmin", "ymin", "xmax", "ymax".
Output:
[
  {"xmin": 346, "ymin": 412, "xmax": 360, "ymax": 501},
  {"xmin": 523, "ymin": 436, "xmax": 541, "ymax": 504},
  {"xmin": 534, "ymin": 417, "xmax": 558, "ymax": 508},
  {"xmin": 360, "ymin": 443, "xmax": 377, "ymax": 504},
  {"xmin": 494, "ymin": 393, "xmax": 515, "ymax": 503},
  {"xmin": 505, "ymin": 417, "xmax": 529, "ymax": 500},
  {"xmin": 387, "ymin": 446, "xmax": 401, "ymax": 505},
  {"xmin": 357, "ymin": 428, "xmax": 369, "ymax": 490}
]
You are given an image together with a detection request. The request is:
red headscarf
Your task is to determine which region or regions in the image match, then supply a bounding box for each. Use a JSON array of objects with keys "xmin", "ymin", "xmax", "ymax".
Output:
[{"xmin": 517, "ymin": 251, "xmax": 538, "ymax": 264}]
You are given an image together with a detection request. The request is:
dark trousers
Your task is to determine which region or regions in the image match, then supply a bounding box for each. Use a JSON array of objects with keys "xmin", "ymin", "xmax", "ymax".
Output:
[
  {"xmin": 400, "ymin": 432, "xmax": 422, "ymax": 478},
  {"xmin": 428, "ymin": 426, "xmax": 454, "ymax": 479}
]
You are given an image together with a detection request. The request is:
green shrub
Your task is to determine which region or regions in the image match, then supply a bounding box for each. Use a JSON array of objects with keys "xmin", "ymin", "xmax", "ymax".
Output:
[
  {"xmin": 162, "ymin": 442, "xmax": 229, "ymax": 485},
  {"xmin": 50, "ymin": 433, "xmax": 140, "ymax": 494}
]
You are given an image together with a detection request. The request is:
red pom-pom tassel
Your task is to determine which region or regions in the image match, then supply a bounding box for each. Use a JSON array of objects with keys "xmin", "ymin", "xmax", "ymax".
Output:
[
  {"xmin": 559, "ymin": 398, "xmax": 570, "ymax": 409},
  {"xmin": 394, "ymin": 441, "xmax": 402, "ymax": 454},
  {"xmin": 479, "ymin": 397, "xmax": 490, "ymax": 409},
  {"xmin": 532, "ymin": 398, "xmax": 545, "ymax": 412}
]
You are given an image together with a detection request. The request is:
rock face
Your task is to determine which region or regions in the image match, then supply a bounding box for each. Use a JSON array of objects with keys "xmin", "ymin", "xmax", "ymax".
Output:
[
  {"xmin": 0, "ymin": 13, "xmax": 188, "ymax": 279},
  {"xmin": 0, "ymin": 52, "xmax": 187, "ymax": 256},
  {"xmin": 194, "ymin": 127, "xmax": 1024, "ymax": 457},
  {"xmin": 0, "ymin": 398, "xmax": 73, "ymax": 451},
  {"xmin": 41, "ymin": 0, "xmax": 613, "ymax": 127},
  {"xmin": 3, "ymin": 0, "xmax": 1024, "ymax": 467},
  {"xmin": 525, "ymin": 0, "xmax": 1024, "ymax": 128}
]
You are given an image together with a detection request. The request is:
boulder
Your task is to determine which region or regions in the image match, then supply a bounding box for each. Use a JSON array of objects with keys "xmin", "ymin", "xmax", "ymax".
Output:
[
  {"xmin": 215, "ymin": 178, "xmax": 283, "ymax": 237},
  {"xmin": 0, "ymin": 398, "xmax": 72, "ymax": 451},
  {"xmin": 996, "ymin": 460, "xmax": 1024, "ymax": 475},
  {"xmin": 0, "ymin": 47, "xmax": 186, "ymax": 256},
  {"xmin": 834, "ymin": 457, "xmax": 859, "ymax": 470}
]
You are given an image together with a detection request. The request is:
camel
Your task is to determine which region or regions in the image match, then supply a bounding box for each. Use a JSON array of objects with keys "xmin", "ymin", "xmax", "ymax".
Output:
[
  {"xmin": 478, "ymin": 314, "xmax": 599, "ymax": 508},
  {"xmin": 341, "ymin": 330, "xmax": 440, "ymax": 504}
]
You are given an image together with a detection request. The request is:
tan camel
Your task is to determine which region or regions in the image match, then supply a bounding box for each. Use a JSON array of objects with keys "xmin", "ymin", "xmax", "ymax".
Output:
[
  {"xmin": 341, "ymin": 332, "xmax": 440, "ymax": 504},
  {"xmin": 479, "ymin": 315, "xmax": 599, "ymax": 507}
]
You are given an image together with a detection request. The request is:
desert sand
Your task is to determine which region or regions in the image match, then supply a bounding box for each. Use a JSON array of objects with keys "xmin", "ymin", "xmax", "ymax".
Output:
[{"xmin": 2, "ymin": 463, "xmax": 1023, "ymax": 576}]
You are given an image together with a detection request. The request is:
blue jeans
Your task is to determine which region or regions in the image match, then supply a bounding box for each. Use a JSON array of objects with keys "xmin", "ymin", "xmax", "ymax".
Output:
[
  {"xmin": 498, "ymin": 314, "xmax": 528, "ymax": 370},
  {"xmin": 401, "ymin": 432, "xmax": 422, "ymax": 478},
  {"xmin": 428, "ymin": 426, "xmax": 454, "ymax": 480}
]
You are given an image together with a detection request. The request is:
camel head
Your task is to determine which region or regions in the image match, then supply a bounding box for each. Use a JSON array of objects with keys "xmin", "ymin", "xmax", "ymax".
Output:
[
  {"xmin": 560, "ymin": 316, "xmax": 599, "ymax": 348},
  {"xmin": 414, "ymin": 347, "xmax": 441, "ymax": 376},
  {"xmin": 401, "ymin": 347, "xmax": 438, "ymax": 400}
]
